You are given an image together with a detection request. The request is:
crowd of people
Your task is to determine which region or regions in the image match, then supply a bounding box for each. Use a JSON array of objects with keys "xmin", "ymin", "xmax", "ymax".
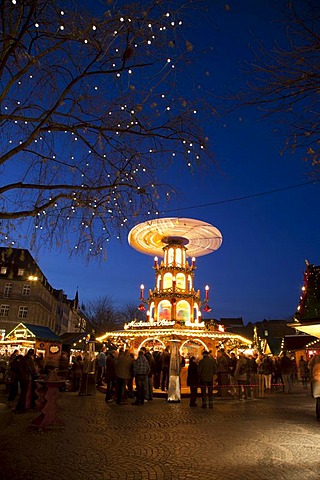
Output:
[
  {"xmin": 0, "ymin": 345, "xmax": 317, "ymax": 414},
  {"xmin": 87, "ymin": 346, "xmax": 313, "ymax": 408},
  {"xmin": 186, "ymin": 349, "xmax": 311, "ymax": 407},
  {"xmin": 97, "ymin": 346, "xmax": 173, "ymax": 406}
]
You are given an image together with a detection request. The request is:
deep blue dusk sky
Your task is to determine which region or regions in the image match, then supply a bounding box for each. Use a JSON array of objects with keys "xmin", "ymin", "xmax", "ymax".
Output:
[{"xmin": 32, "ymin": 0, "xmax": 319, "ymax": 324}]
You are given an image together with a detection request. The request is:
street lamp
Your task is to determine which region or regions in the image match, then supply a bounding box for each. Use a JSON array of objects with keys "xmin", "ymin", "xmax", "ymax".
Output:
[{"xmin": 28, "ymin": 275, "xmax": 38, "ymax": 281}]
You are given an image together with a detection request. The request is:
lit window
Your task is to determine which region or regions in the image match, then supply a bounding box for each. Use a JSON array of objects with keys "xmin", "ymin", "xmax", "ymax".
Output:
[
  {"xmin": 18, "ymin": 268, "xmax": 24, "ymax": 276},
  {"xmin": 22, "ymin": 284, "xmax": 31, "ymax": 296},
  {"xmin": 176, "ymin": 300, "xmax": 190, "ymax": 321},
  {"xmin": 163, "ymin": 273, "xmax": 173, "ymax": 289},
  {"xmin": 168, "ymin": 248, "xmax": 174, "ymax": 265},
  {"xmin": 3, "ymin": 283, "xmax": 12, "ymax": 298},
  {"xmin": 0, "ymin": 305, "xmax": 9, "ymax": 317},
  {"xmin": 176, "ymin": 273, "xmax": 186, "ymax": 290},
  {"xmin": 158, "ymin": 300, "xmax": 171, "ymax": 321},
  {"xmin": 0, "ymin": 267, "xmax": 7, "ymax": 274},
  {"xmin": 176, "ymin": 248, "xmax": 182, "ymax": 266},
  {"xmin": 18, "ymin": 306, "xmax": 28, "ymax": 319}
]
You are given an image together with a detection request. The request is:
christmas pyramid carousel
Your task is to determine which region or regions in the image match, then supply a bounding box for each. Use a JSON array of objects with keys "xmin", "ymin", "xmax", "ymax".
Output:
[{"xmin": 97, "ymin": 217, "xmax": 251, "ymax": 365}]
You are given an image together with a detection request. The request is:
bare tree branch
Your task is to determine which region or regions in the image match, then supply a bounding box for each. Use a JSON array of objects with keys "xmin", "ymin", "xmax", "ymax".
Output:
[
  {"xmin": 0, "ymin": 0, "xmax": 213, "ymax": 259},
  {"xmin": 237, "ymin": 0, "xmax": 320, "ymax": 169}
]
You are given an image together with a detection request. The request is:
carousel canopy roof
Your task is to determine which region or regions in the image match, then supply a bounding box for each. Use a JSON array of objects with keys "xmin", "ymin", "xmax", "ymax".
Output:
[
  {"xmin": 128, "ymin": 217, "xmax": 223, "ymax": 257},
  {"xmin": 96, "ymin": 328, "xmax": 252, "ymax": 345}
]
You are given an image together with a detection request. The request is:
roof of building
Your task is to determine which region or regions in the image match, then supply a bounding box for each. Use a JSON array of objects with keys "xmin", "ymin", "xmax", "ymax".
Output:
[
  {"xmin": 256, "ymin": 319, "xmax": 295, "ymax": 338},
  {"xmin": 220, "ymin": 317, "xmax": 244, "ymax": 328},
  {"xmin": 60, "ymin": 332, "xmax": 88, "ymax": 344},
  {"xmin": 283, "ymin": 334, "xmax": 318, "ymax": 351},
  {"xmin": 0, "ymin": 246, "xmax": 56, "ymax": 293},
  {"xmin": 5, "ymin": 322, "xmax": 61, "ymax": 342},
  {"xmin": 22, "ymin": 323, "xmax": 61, "ymax": 341},
  {"xmin": 0, "ymin": 247, "xmax": 79, "ymax": 307}
]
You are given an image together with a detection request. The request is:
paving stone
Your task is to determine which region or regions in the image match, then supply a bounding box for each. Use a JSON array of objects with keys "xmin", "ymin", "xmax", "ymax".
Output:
[{"xmin": 0, "ymin": 386, "xmax": 320, "ymax": 480}]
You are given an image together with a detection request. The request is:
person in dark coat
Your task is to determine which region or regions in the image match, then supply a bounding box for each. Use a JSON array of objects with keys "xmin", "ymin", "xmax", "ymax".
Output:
[
  {"xmin": 15, "ymin": 349, "xmax": 37, "ymax": 413},
  {"xmin": 198, "ymin": 350, "xmax": 217, "ymax": 409},
  {"xmin": 71, "ymin": 355, "xmax": 84, "ymax": 392},
  {"xmin": 248, "ymin": 353, "xmax": 259, "ymax": 398},
  {"xmin": 298, "ymin": 356, "xmax": 309, "ymax": 389},
  {"xmin": 133, "ymin": 350, "xmax": 150, "ymax": 406},
  {"xmin": 152, "ymin": 350, "xmax": 162, "ymax": 390},
  {"xmin": 96, "ymin": 347, "xmax": 107, "ymax": 386},
  {"xmin": 116, "ymin": 349, "xmax": 134, "ymax": 405},
  {"xmin": 261, "ymin": 355, "xmax": 274, "ymax": 393},
  {"xmin": 216, "ymin": 349, "xmax": 230, "ymax": 397},
  {"xmin": 160, "ymin": 347, "xmax": 170, "ymax": 391},
  {"xmin": 141, "ymin": 347, "xmax": 156, "ymax": 401},
  {"xmin": 7, "ymin": 353, "xmax": 23, "ymax": 408},
  {"xmin": 187, "ymin": 356, "xmax": 199, "ymax": 407},
  {"xmin": 234, "ymin": 353, "xmax": 249, "ymax": 400},
  {"xmin": 105, "ymin": 351, "xmax": 117, "ymax": 403},
  {"xmin": 279, "ymin": 352, "xmax": 293, "ymax": 394}
]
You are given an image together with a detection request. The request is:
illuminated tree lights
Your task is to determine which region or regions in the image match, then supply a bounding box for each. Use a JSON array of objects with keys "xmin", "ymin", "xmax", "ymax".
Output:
[
  {"xmin": 0, "ymin": 0, "xmax": 211, "ymax": 259},
  {"xmin": 296, "ymin": 263, "xmax": 320, "ymax": 320}
]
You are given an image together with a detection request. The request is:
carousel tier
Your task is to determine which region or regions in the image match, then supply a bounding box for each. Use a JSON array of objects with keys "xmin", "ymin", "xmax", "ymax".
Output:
[{"xmin": 128, "ymin": 217, "xmax": 222, "ymax": 257}]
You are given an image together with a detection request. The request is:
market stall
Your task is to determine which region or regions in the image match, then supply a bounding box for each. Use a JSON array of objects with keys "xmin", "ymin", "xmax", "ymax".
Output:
[{"xmin": 0, "ymin": 322, "xmax": 62, "ymax": 371}]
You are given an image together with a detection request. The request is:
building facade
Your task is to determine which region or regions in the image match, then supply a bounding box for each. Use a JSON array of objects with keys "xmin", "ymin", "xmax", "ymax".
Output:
[{"xmin": 0, "ymin": 247, "xmax": 86, "ymax": 336}]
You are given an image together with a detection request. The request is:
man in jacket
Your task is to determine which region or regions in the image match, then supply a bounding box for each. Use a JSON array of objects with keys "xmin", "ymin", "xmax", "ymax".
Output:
[
  {"xmin": 141, "ymin": 347, "xmax": 156, "ymax": 401},
  {"xmin": 133, "ymin": 350, "xmax": 150, "ymax": 406},
  {"xmin": 216, "ymin": 349, "xmax": 231, "ymax": 397},
  {"xmin": 198, "ymin": 350, "xmax": 217, "ymax": 409},
  {"xmin": 15, "ymin": 349, "xmax": 37, "ymax": 413},
  {"xmin": 160, "ymin": 347, "xmax": 170, "ymax": 391},
  {"xmin": 234, "ymin": 353, "xmax": 249, "ymax": 400},
  {"xmin": 280, "ymin": 351, "xmax": 293, "ymax": 394},
  {"xmin": 96, "ymin": 346, "xmax": 107, "ymax": 387},
  {"xmin": 116, "ymin": 349, "xmax": 134, "ymax": 405}
]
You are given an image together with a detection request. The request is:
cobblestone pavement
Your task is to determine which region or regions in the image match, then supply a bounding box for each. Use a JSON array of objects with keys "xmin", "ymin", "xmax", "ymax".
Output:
[{"xmin": 1, "ymin": 385, "xmax": 320, "ymax": 480}]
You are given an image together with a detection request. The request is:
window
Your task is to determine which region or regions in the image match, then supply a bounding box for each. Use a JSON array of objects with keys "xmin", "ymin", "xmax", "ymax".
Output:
[
  {"xmin": 158, "ymin": 300, "xmax": 172, "ymax": 321},
  {"xmin": 22, "ymin": 284, "xmax": 31, "ymax": 296},
  {"xmin": 18, "ymin": 306, "xmax": 28, "ymax": 319},
  {"xmin": 0, "ymin": 267, "xmax": 7, "ymax": 274},
  {"xmin": 175, "ymin": 248, "xmax": 182, "ymax": 266},
  {"xmin": 168, "ymin": 248, "xmax": 174, "ymax": 266},
  {"xmin": 163, "ymin": 273, "xmax": 173, "ymax": 289},
  {"xmin": 0, "ymin": 305, "xmax": 9, "ymax": 317},
  {"xmin": 176, "ymin": 300, "xmax": 190, "ymax": 322},
  {"xmin": 3, "ymin": 283, "xmax": 12, "ymax": 298},
  {"xmin": 176, "ymin": 273, "xmax": 186, "ymax": 291},
  {"xmin": 18, "ymin": 268, "xmax": 24, "ymax": 276}
]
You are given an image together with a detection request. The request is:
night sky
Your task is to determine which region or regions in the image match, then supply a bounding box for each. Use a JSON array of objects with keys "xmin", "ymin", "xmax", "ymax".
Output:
[{"xmin": 32, "ymin": 0, "xmax": 320, "ymax": 324}]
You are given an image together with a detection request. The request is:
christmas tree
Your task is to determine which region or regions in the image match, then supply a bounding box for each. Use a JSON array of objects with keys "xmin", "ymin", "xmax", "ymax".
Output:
[{"xmin": 296, "ymin": 262, "xmax": 320, "ymax": 321}]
